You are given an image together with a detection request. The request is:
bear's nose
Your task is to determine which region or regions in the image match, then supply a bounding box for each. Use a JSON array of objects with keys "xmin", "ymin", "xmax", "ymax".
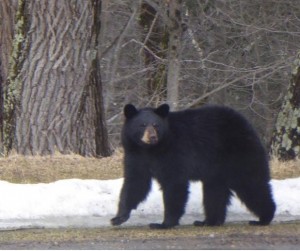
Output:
[
  {"xmin": 141, "ymin": 126, "xmax": 158, "ymax": 144},
  {"xmin": 149, "ymin": 135, "xmax": 158, "ymax": 144}
]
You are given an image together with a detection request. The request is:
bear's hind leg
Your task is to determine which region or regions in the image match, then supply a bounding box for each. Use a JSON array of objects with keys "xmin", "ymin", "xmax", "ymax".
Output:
[
  {"xmin": 234, "ymin": 182, "xmax": 276, "ymax": 226},
  {"xmin": 194, "ymin": 181, "xmax": 232, "ymax": 227}
]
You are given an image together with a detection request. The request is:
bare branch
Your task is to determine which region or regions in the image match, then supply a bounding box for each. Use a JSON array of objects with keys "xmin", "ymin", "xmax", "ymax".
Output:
[
  {"xmin": 185, "ymin": 64, "xmax": 287, "ymax": 109},
  {"xmin": 139, "ymin": 11, "xmax": 159, "ymax": 56}
]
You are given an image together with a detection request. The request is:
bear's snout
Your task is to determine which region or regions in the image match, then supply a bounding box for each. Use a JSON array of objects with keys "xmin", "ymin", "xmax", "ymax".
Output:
[{"xmin": 141, "ymin": 126, "xmax": 158, "ymax": 144}]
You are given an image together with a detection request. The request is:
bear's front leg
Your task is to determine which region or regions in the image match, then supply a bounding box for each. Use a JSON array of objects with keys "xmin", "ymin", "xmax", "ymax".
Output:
[
  {"xmin": 111, "ymin": 212, "xmax": 130, "ymax": 226},
  {"xmin": 111, "ymin": 172, "xmax": 152, "ymax": 226},
  {"xmin": 110, "ymin": 182, "xmax": 132, "ymax": 226},
  {"xmin": 150, "ymin": 182, "xmax": 189, "ymax": 229}
]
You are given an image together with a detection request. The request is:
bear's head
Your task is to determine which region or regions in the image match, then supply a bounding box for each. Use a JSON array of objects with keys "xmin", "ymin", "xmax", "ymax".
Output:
[{"xmin": 122, "ymin": 104, "xmax": 170, "ymax": 148}]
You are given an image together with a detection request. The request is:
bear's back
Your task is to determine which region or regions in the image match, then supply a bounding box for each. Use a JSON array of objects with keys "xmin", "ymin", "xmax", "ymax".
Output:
[
  {"xmin": 168, "ymin": 105, "xmax": 257, "ymax": 142},
  {"xmin": 167, "ymin": 105, "xmax": 266, "ymax": 163}
]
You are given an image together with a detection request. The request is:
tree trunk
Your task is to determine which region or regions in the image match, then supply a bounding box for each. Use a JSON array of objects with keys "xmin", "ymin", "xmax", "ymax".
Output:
[
  {"xmin": 139, "ymin": 1, "xmax": 168, "ymax": 105},
  {"xmin": 90, "ymin": 0, "xmax": 111, "ymax": 157},
  {"xmin": 1, "ymin": 0, "xmax": 25, "ymax": 155},
  {"xmin": 166, "ymin": 0, "xmax": 183, "ymax": 110},
  {"xmin": 0, "ymin": 1, "xmax": 18, "ymax": 155},
  {"xmin": 2, "ymin": 0, "xmax": 111, "ymax": 157},
  {"xmin": 270, "ymin": 51, "xmax": 300, "ymax": 160}
]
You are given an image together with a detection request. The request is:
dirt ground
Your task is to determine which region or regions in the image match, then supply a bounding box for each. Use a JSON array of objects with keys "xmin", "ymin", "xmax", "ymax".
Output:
[{"xmin": 0, "ymin": 221, "xmax": 299, "ymax": 249}]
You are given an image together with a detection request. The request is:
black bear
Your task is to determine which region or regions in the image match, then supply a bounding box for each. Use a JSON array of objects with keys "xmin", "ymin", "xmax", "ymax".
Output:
[{"xmin": 111, "ymin": 104, "xmax": 276, "ymax": 229}]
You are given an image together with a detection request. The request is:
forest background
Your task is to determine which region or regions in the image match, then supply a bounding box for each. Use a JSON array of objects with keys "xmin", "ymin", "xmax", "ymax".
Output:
[{"xmin": 1, "ymin": 0, "xmax": 300, "ymax": 161}]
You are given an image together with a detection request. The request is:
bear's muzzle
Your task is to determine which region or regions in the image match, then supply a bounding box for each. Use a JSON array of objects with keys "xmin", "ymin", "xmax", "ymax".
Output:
[{"xmin": 141, "ymin": 126, "xmax": 158, "ymax": 144}]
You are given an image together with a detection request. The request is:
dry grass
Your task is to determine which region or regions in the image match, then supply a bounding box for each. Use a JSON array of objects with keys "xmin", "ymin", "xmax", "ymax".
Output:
[
  {"xmin": 0, "ymin": 150, "xmax": 123, "ymax": 184},
  {"xmin": 270, "ymin": 158, "xmax": 300, "ymax": 180},
  {"xmin": 0, "ymin": 149, "xmax": 299, "ymax": 183}
]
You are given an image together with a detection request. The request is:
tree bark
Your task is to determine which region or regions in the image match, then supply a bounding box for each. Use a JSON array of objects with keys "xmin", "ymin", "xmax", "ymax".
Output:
[
  {"xmin": 1, "ymin": 0, "xmax": 25, "ymax": 155},
  {"xmin": 2, "ymin": 0, "xmax": 111, "ymax": 157},
  {"xmin": 0, "ymin": 0, "xmax": 18, "ymax": 83},
  {"xmin": 270, "ymin": 51, "xmax": 300, "ymax": 160},
  {"xmin": 0, "ymin": 1, "xmax": 18, "ymax": 155}
]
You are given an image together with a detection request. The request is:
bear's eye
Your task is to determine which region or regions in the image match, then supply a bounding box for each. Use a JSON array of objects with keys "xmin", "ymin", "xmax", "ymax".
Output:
[
  {"xmin": 140, "ymin": 123, "xmax": 147, "ymax": 128},
  {"xmin": 152, "ymin": 123, "xmax": 159, "ymax": 128}
]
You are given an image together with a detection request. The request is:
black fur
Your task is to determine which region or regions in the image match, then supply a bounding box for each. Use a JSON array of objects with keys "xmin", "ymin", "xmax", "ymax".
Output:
[{"xmin": 111, "ymin": 104, "xmax": 276, "ymax": 229}]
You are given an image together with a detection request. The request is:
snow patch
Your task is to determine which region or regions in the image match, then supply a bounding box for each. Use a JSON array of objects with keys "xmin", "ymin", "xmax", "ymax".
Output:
[{"xmin": 0, "ymin": 178, "xmax": 299, "ymax": 229}]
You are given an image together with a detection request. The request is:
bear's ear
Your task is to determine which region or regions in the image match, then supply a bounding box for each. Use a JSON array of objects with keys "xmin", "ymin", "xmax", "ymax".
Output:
[
  {"xmin": 124, "ymin": 104, "xmax": 138, "ymax": 119},
  {"xmin": 155, "ymin": 104, "xmax": 169, "ymax": 118}
]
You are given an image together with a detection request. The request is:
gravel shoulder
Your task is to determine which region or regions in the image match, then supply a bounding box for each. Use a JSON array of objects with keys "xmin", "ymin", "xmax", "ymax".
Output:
[{"xmin": 0, "ymin": 221, "xmax": 299, "ymax": 249}]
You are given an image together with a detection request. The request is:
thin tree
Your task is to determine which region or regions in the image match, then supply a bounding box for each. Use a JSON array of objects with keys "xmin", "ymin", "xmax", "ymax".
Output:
[
  {"xmin": 166, "ymin": 0, "xmax": 183, "ymax": 110},
  {"xmin": 139, "ymin": 1, "xmax": 168, "ymax": 105},
  {"xmin": 138, "ymin": 0, "xmax": 183, "ymax": 109}
]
